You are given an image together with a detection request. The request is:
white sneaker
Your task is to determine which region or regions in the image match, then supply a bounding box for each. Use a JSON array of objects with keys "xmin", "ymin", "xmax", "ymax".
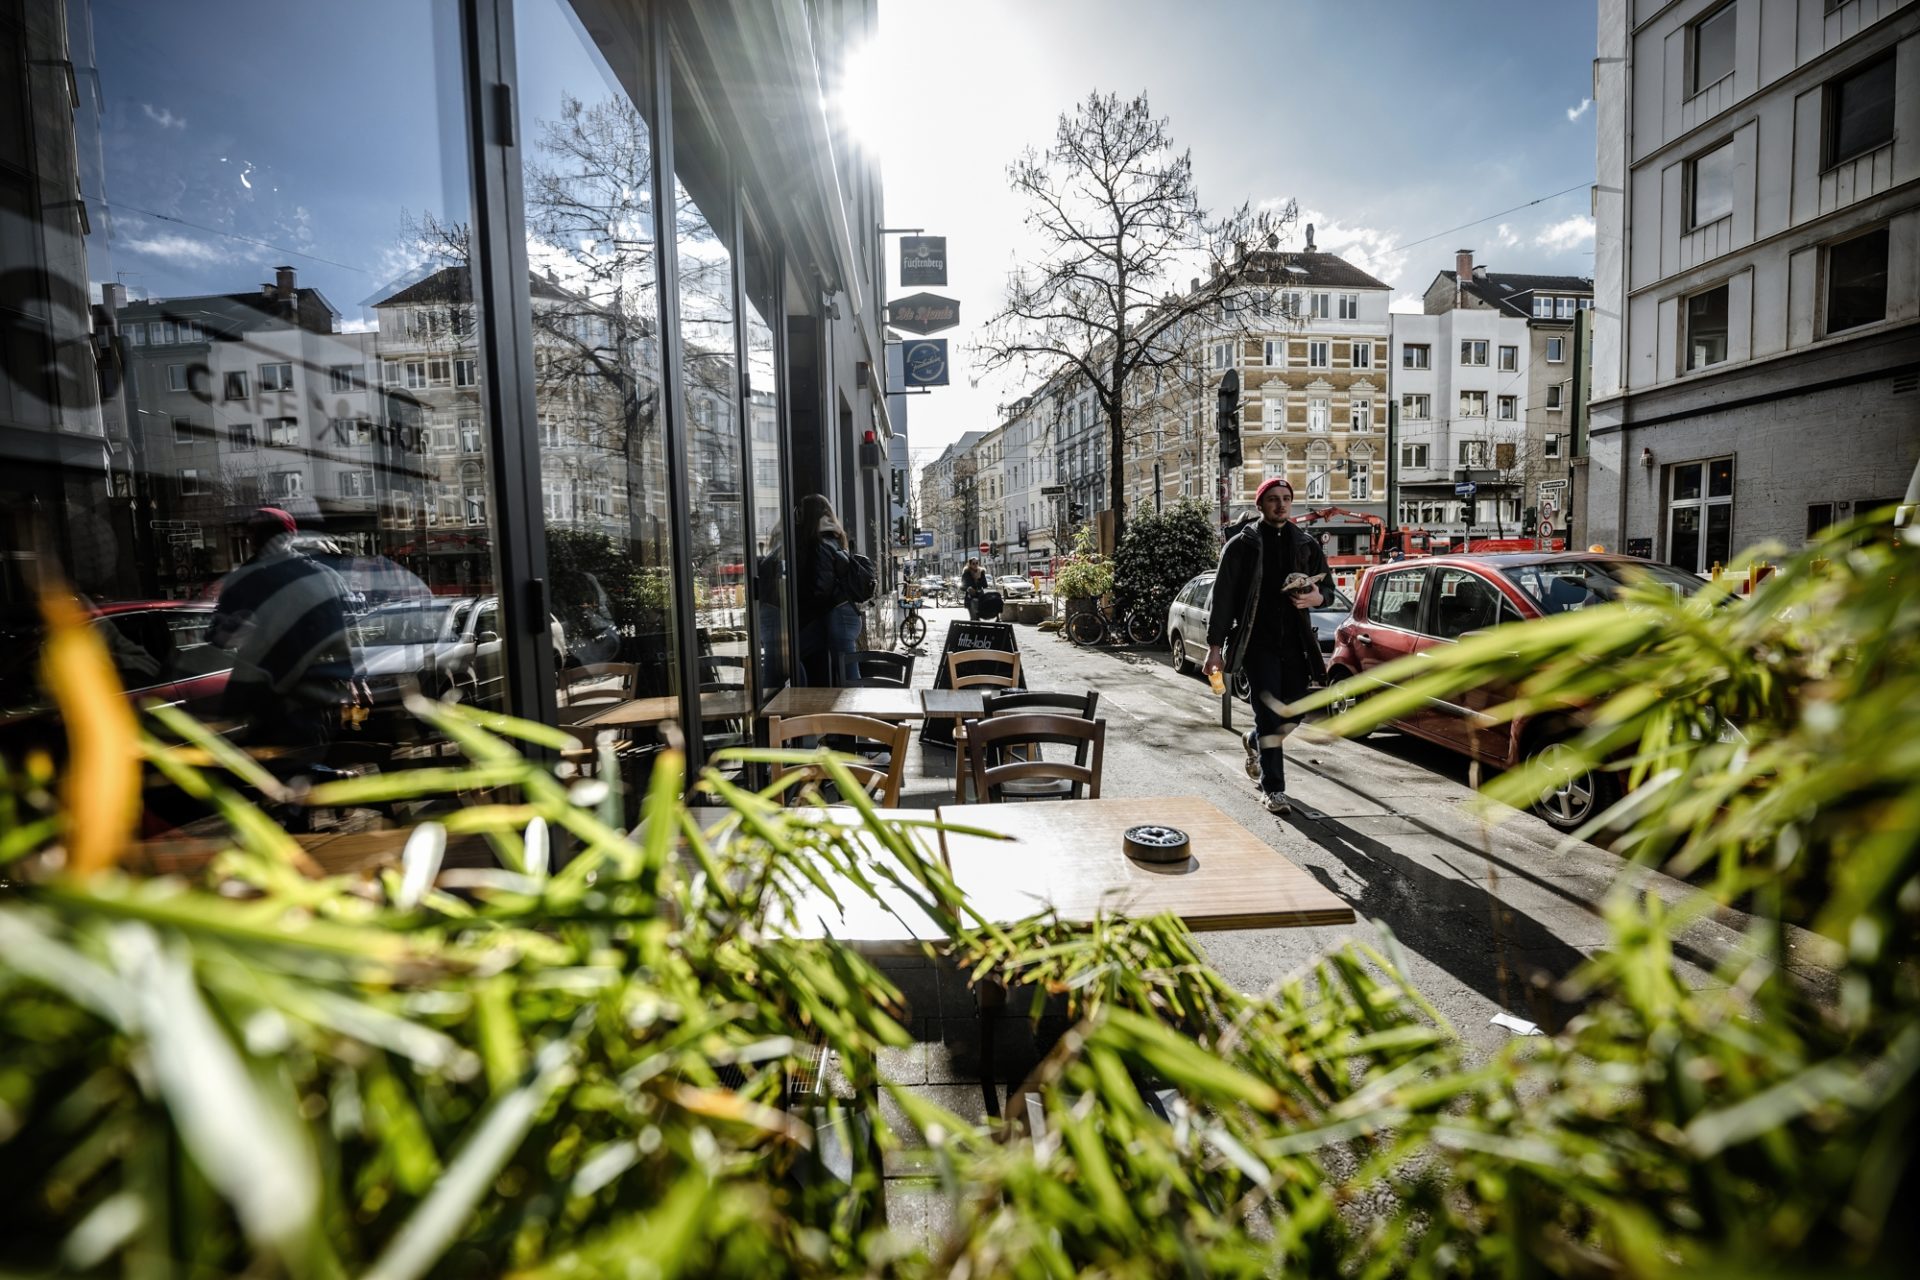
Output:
[{"xmin": 1264, "ymin": 791, "xmax": 1292, "ymax": 815}]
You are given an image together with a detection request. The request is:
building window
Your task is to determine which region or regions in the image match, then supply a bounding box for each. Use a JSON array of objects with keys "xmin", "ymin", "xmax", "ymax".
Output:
[
  {"xmin": 1211, "ymin": 341, "xmax": 1233, "ymax": 370},
  {"xmin": 1263, "ymin": 339, "xmax": 1283, "ymax": 366},
  {"xmin": 1498, "ymin": 344, "xmax": 1518, "ymax": 372},
  {"xmin": 464, "ymin": 485, "xmax": 487, "ymax": 525},
  {"xmin": 1497, "ymin": 395, "xmax": 1517, "ymax": 420},
  {"xmin": 1825, "ymin": 53, "xmax": 1895, "ymax": 169},
  {"xmin": 1825, "ymin": 226, "xmax": 1888, "ymax": 335},
  {"xmin": 271, "ymin": 470, "xmax": 304, "ymax": 498},
  {"xmin": 1546, "ymin": 336, "xmax": 1566, "ymax": 362},
  {"xmin": 1350, "ymin": 340, "xmax": 1371, "ymax": 369},
  {"xmin": 1460, "ymin": 339, "xmax": 1488, "ymax": 366},
  {"xmin": 339, "ymin": 470, "xmax": 374, "ymax": 498},
  {"xmin": 329, "ymin": 364, "xmax": 364, "ymax": 392},
  {"xmin": 1279, "ymin": 290, "xmax": 1301, "ymax": 318},
  {"xmin": 1308, "ymin": 398, "xmax": 1330, "ymax": 432},
  {"xmin": 1401, "ymin": 393, "xmax": 1430, "ymax": 420},
  {"xmin": 1349, "ymin": 464, "xmax": 1371, "ymax": 500},
  {"xmin": 1459, "ymin": 390, "xmax": 1488, "ymax": 417},
  {"xmin": 1458, "ymin": 439, "xmax": 1490, "ymax": 468},
  {"xmin": 428, "ymin": 358, "xmax": 452, "ymax": 386},
  {"xmin": 1401, "ymin": 443, "xmax": 1429, "ymax": 469},
  {"xmin": 128, "ymin": 323, "xmax": 146, "ymax": 345},
  {"xmin": 1306, "ymin": 462, "xmax": 1330, "ymax": 500},
  {"xmin": 1558, "ymin": 297, "xmax": 1577, "ymax": 319},
  {"xmin": 1310, "ymin": 292, "xmax": 1329, "ymax": 319},
  {"xmin": 1687, "ymin": 138, "xmax": 1735, "ymax": 229},
  {"xmin": 178, "ymin": 468, "xmax": 205, "ymax": 496},
  {"xmin": 1547, "ymin": 384, "xmax": 1564, "ymax": 410},
  {"xmin": 1338, "ymin": 293, "xmax": 1359, "ymax": 320},
  {"xmin": 405, "ymin": 360, "xmax": 429, "ymax": 389},
  {"xmin": 455, "ymin": 357, "xmax": 478, "ymax": 387},
  {"xmin": 223, "ymin": 371, "xmax": 248, "ymax": 401},
  {"xmin": 1690, "ymin": 2, "xmax": 1735, "ymax": 95},
  {"xmin": 1533, "ymin": 295, "xmax": 1554, "ymax": 319},
  {"xmin": 229, "ymin": 422, "xmax": 255, "ymax": 451},
  {"xmin": 1308, "ymin": 340, "xmax": 1330, "ymax": 368},
  {"xmin": 258, "ymin": 362, "xmax": 294, "ymax": 392},
  {"xmin": 1545, "ymin": 433, "xmax": 1562, "ymax": 459},
  {"xmin": 1402, "ymin": 343, "xmax": 1430, "ymax": 370},
  {"xmin": 1686, "ymin": 283, "xmax": 1730, "ymax": 370},
  {"xmin": 267, "ymin": 417, "xmax": 299, "ymax": 446},
  {"xmin": 1668, "ymin": 456, "xmax": 1734, "ymax": 573},
  {"xmin": 172, "ymin": 416, "xmax": 197, "ymax": 445},
  {"xmin": 459, "ymin": 418, "xmax": 483, "ymax": 453},
  {"xmin": 1350, "ymin": 399, "xmax": 1371, "ymax": 432}
]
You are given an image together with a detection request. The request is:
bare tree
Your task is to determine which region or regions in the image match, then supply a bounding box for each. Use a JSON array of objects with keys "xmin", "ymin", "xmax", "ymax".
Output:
[{"xmin": 978, "ymin": 91, "xmax": 1294, "ymax": 544}]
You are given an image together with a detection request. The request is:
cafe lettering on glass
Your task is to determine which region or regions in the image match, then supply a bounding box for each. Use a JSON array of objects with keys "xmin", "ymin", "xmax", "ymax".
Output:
[{"xmin": 898, "ymin": 235, "xmax": 947, "ymax": 287}]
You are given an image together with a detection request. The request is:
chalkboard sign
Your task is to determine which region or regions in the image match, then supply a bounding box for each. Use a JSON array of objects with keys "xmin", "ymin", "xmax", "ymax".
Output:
[
  {"xmin": 1625, "ymin": 537, "xmax": 1653, "ymax": 560},
  {"xmin": 919, "ymin": 620, "xmax": 1025, "ymax": 747}
]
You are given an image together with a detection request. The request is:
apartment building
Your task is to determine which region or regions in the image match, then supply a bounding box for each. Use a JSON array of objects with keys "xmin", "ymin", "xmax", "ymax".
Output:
[
  {"xmin": 1589, "ymin": 0, "xmax": 1919, "ymax": 567},
  {"xmin": 1391, "ymin": 252, "xmax": 1593, "ymax": 538}
]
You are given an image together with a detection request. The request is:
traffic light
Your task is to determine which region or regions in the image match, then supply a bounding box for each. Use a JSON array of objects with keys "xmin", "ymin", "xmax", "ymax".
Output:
[{"xmin": 1216, "ymin": 369, "xmax": 1242, "ymax": 469}]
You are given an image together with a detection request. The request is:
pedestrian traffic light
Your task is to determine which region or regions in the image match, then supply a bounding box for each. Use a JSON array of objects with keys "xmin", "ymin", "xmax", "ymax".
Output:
[{"xmin": 1216, "ymin": 369, "xmax": 1242, "ymax": 469}]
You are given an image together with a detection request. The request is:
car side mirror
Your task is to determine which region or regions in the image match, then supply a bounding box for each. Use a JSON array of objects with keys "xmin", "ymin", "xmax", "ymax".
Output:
[{"xmin": 478, "ymin": 630, "xmax": 501, "ymax": 645}]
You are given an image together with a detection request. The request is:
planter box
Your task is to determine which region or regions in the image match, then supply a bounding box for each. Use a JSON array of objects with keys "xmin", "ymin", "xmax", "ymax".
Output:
[{"xmin": 1002, "ymin": 600, "xmax": 1050, "ymax": 625}]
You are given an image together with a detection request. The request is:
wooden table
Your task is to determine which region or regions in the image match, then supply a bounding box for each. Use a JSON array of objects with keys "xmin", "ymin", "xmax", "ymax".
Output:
[
  {"xmin": 125, "ymin": 827, "xmax": 497, "ymax": 878},
  {"xmin": 765, "ymin": 685, "xmax": 925, "ymax": 721},
  {"xmin": 562, "ymin": 690, "xmax": 751, "ymax": 730},
  {"xmin": 935, "ymin": 796, "xmax": 1354, "ymax": 931}
]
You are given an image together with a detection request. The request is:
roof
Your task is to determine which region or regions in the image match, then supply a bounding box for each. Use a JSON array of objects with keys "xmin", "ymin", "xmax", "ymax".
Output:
[
  {"xmin": 1434, "ymin": 270, "xmax": 1594, "ymax": 317},
  {"xmin": 373, "ymin": 264, "xmax": 576, "ymax": 307},
  {"xmin": 1245, "ymin": 250, "xmax": 1391, "ymax": 291}
]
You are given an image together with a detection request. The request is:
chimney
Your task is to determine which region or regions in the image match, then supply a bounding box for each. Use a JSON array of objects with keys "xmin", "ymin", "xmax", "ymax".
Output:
[
  {"xmin": 1473, "ymin": 264, "xmax": 1488, "ymax": 281},
  {"xmin": 1304, "ymin": 223, "xmax": 1316, "ymax": 252},
  {"xmin": 1455, "ymin": 249, "xmax": 1473, "ymax": 306},
  {"xmin": 1190, "ymin": 277, "xmax": 1201, "ymax": 293},
  {"xmin": 275, "ymin": 265, "xmax": 297, "ymax": 299}
]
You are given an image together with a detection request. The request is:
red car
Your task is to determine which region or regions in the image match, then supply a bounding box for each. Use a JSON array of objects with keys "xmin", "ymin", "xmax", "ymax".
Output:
[{"xmin": 1327, "ymin": 552, "xmax": 1705, "ymax": 831}]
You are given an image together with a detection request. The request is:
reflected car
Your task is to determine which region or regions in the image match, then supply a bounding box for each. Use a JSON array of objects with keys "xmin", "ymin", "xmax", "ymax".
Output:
[
  {"xmin": 1327, "ymin": 552, "xmax": 1705, "ymax": 831},
  {"xmin": 996, "ymin": 574, "xmax": 1036, "ymax": 599},
  {"xmin": 1166, "ymin": 571, "xmax": 1354, "ymax": 677},
  {"xmin": 355, "ymin": 596, "xmax": 570, "ymax": 720}
]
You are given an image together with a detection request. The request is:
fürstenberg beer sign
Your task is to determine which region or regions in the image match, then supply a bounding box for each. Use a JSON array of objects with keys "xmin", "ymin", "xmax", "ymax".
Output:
[
  {"xmin": 886, "ymin": 291, "xmax": 959, "ymax": 335},
  {"xmin": 898, "ymin": 236, "xmax": 946, "ymax": 287}
]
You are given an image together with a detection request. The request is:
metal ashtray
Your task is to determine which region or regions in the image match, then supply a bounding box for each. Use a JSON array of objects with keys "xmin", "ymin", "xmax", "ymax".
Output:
[{"xmin": 1123, "ymin": 824, "xmax": 1192, "ymax": 864}]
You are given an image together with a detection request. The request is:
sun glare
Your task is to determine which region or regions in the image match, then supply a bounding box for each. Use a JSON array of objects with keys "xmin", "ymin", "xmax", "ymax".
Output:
[{"xmin": 828, "ymin": 33, "xmax": 889, "ymax": 155}]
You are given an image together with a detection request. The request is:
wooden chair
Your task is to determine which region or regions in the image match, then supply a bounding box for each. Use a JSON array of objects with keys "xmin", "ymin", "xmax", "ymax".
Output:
[
  {"xmin": 954, "ymin": 689, "xmax": 1102, "ymax": 800},
  {"xmin": 697, "ymin": 654, "xmax": 752, "ymax": 760},
  {"xmin": 964, "ymin": 713, "xmax": 1104, "ymax": 803},
  {"xmin": 558, "ymin": 661, "xmax": 638, "ymax": 712},
  {"xmin": 832, "ymin": 650, "xmax": 914, "ymax": 688},
  {"xmin": 946, "ymin": 648, "xmax": 1021, "ymax": 689},
  {"xmin": 767, "ymin": 713, "xmax": 911, "ymax": 806}
]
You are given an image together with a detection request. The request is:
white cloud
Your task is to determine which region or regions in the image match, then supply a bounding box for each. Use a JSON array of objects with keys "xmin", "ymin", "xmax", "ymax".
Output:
[
  {"xmin": 121, "ymin": 231, "xmax": 232, "ymax": 266},
  {"xmin": 1566, "ymin": 97, "xmax": 1592, "ymax": 123},
  {"xmin": 1293, "ymin": 206, "xmax": 1409, "ymax": 286},
  {"xmin": 1496, "ymin": 222, "xmax": 1520, "ymax": 248},
  {"xmin": 141, "ymin": 103, "xmax": 187, "ymax": 130},
  {"xmin": 1534, "ymin": 215, "xmax": 1595, "ymax": 252},
  {"xmin": 1388, "ymin": 292, "xmax": 1424, "ymax": 314}
]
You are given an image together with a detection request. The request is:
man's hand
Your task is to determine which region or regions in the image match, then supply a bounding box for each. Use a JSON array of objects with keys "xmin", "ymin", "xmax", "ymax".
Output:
[
  {"xmin": 1202, "ymin": 644, "xmax": 1224, "ymax": 677},
  {"xmin": 1291, "ymin": 586, "xmax": 1323, "ymax": 610}
]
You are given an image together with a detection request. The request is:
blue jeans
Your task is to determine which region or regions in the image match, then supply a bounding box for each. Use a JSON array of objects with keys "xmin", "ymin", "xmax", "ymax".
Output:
[
  {"xmin": 827, "ymin": 601, "xmax": 861, "ymax": 659},
  {"xmin": 1242, "ymin": 642, "xmax": 1310, "ymax": 793}
]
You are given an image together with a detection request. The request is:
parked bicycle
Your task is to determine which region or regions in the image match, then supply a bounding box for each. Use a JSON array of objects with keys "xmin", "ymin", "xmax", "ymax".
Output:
[
  {"xmin": 896, "ymin": 593, "xmax": 927, "ymax": 649},
  {"xmin": 1065, "ymin": 594, "xmax": 1164, "ymax": 647}
]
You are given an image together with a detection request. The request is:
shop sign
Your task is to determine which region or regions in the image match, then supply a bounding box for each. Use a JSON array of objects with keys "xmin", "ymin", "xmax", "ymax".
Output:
[
  {"xmin": 902, "ymin": 339, "xmax": 949, "ymax": 388},
  {"xmin": 913, "ymin": 529, "xmax": 934, "ymax": 547},
  {"xmin": 887, "ymin": 292, "xmax": 960, "ymax": 334},
  {"xmin": 899, "ymin": 236, "xmax": 947, "ymax": 286}
]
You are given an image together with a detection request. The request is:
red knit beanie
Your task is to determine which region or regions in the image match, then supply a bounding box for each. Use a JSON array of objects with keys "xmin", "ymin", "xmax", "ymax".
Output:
[{"xmin": 1254, "ymin": 476, "xmax": 1294, "ymax": 507}]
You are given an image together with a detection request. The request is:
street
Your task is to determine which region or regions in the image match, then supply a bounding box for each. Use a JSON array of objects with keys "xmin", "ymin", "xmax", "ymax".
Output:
[{"xmin": 892, "ymin": 604, "xmax": 1838, "ymax": 1056}]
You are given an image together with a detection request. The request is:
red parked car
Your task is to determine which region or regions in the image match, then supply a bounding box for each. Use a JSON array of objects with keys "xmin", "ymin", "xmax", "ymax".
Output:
[{"xmin": 1327, "ymin": 552, "xmax": 1706, "ymax": 831}]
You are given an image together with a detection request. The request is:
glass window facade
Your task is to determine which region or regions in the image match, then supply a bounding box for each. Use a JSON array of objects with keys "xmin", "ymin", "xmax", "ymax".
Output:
[{"xmin": 3, "ymin": 0, "xmax": 892, "ymax": 840}]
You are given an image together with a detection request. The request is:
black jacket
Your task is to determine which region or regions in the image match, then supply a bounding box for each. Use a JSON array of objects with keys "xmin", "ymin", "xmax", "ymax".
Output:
[{"xmin": 1206, "ymin": 519, "xmax": 1329, "ymax": 683}]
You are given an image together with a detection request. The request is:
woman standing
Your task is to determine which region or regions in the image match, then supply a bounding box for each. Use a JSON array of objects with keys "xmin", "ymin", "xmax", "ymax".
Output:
[{"xmin": 794, "ymin": 494, "xmax": 873, "ymax": 685}]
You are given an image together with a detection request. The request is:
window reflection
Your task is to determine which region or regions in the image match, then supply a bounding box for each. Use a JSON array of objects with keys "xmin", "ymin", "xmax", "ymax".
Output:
[
  {"xmin": 3, "ymin": 1, "xmax": 503, "ymax": 838},
  {"xmin": 516, "ymin": 0, "xmax": 681, "ymax": 797},
  {"xmin": 744, "ymin": 233, "xmax": 789, "ymax": 694}
]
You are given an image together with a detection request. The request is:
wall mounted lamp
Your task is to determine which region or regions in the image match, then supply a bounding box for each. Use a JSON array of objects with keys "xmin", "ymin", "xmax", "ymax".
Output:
[{"xmin": 1640, "ymin": 446, "xmax": 1655, "ymax": 468}]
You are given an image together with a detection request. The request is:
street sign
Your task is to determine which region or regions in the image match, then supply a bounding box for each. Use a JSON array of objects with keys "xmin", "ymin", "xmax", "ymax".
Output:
[
  {"xmin": 1538, "ymin": 521, "xmax": 1556, "ymax": 542},
  {"xmin": 902, "ymin": 339, "xmax": 949, "ymax": 387},
  {"xmin": 1039, "ymin": 484, "xmax": 1066, "ymax": 496},
  {"xmin": 899, "ymin": 236, "xmax": 947, "ymax": 287},
  {"xmin": 913, "ymin": 529, "xmax": 934, "ymax": 548},
  {"xmin": 1454, "ymin": 481, "xmax": 1478, "ymax": 497},
  {"xmin": 886, "ymin": 292, "xmax": 960, "ymax": 334},
  {"xmin": 978, "ymin": 541, "xmax": 991, "ymax": 554}
]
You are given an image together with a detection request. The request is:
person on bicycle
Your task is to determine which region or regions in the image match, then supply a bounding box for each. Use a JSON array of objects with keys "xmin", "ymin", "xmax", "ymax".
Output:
[
  {"xmin": 1201, "ymin": 476, "xmax": 1328, "ymax": 816},
  {"xmin": 960, "ymin": 557, "xmax": 989, "ymax": 620}
]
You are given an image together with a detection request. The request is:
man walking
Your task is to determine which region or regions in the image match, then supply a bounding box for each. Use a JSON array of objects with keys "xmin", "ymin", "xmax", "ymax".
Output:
[{"xmin": 1202, "ymin": 477, "xmax": 1329, "ymax": 815}]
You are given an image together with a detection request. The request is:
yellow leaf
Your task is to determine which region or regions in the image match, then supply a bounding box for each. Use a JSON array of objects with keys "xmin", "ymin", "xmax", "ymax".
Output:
[{"xmin": 39, "ymin": 591, "xmax": 141, "ymax": 877}]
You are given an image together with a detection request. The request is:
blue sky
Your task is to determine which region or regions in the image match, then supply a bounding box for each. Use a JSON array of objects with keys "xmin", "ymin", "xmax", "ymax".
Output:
[{"xmin": 856, "ymin": 0, "xmax": 1602, "ymax": 463}]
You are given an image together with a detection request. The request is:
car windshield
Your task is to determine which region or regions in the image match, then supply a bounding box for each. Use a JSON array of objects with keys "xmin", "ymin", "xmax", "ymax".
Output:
[
  {"xmin": 355, "ymin": 601, "xmax": 456, "ymax": 646},
  {"xmin": 1501, "ymin": 560, "xmax": 1703, "ymax": 614},
  {"xmin": 1319, "ymin": 587, "xmax": 1353, "ymax": 612}
]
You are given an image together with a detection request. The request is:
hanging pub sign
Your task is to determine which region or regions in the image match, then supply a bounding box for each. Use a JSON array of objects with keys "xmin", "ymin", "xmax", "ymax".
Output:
[
  {"xmin": 902, "ymin": 339, "xmax": 949, "ymax": 388},
  {"xmin": 886, "ymin": 291, "xmax": 960, "ymax": 335},
  {"xmin": 899, "ymin": 235, "xmax": 947, "ymax": 286}
]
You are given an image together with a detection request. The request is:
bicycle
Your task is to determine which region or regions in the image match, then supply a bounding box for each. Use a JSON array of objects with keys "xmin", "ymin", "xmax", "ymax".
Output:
[
  {"xmin": 1065, "ymin": 594, "xmax": 1163, "ymax": 647},
  {"xmin": 896, "ymin": 594, "xmax": 927, "ymax": 649}
]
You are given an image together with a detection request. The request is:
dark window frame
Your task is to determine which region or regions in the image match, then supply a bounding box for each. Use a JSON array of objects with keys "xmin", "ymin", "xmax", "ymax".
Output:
[{"xmin": 1822, "ymin": 50, "xmax": 1896, "ymax": 171}]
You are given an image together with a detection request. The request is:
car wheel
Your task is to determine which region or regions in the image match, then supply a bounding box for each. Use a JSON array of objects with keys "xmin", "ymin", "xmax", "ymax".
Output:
[
  {"xmin": 1169, "ymin": 630, "xmax": 1193, "ymax": 675},
  {"xmin": 1526, "ymin": 740, "xmax": 1617, "ymax": 832},
  {"xmin": 1319, "ymin": 666, "xmax": 1366, "ymax": 734}
]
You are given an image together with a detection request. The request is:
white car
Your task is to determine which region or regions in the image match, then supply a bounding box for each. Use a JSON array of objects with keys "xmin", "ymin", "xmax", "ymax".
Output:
[{"xmin": 996, "ymin": 574, "xmax": 1036, "ymax": 599}]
